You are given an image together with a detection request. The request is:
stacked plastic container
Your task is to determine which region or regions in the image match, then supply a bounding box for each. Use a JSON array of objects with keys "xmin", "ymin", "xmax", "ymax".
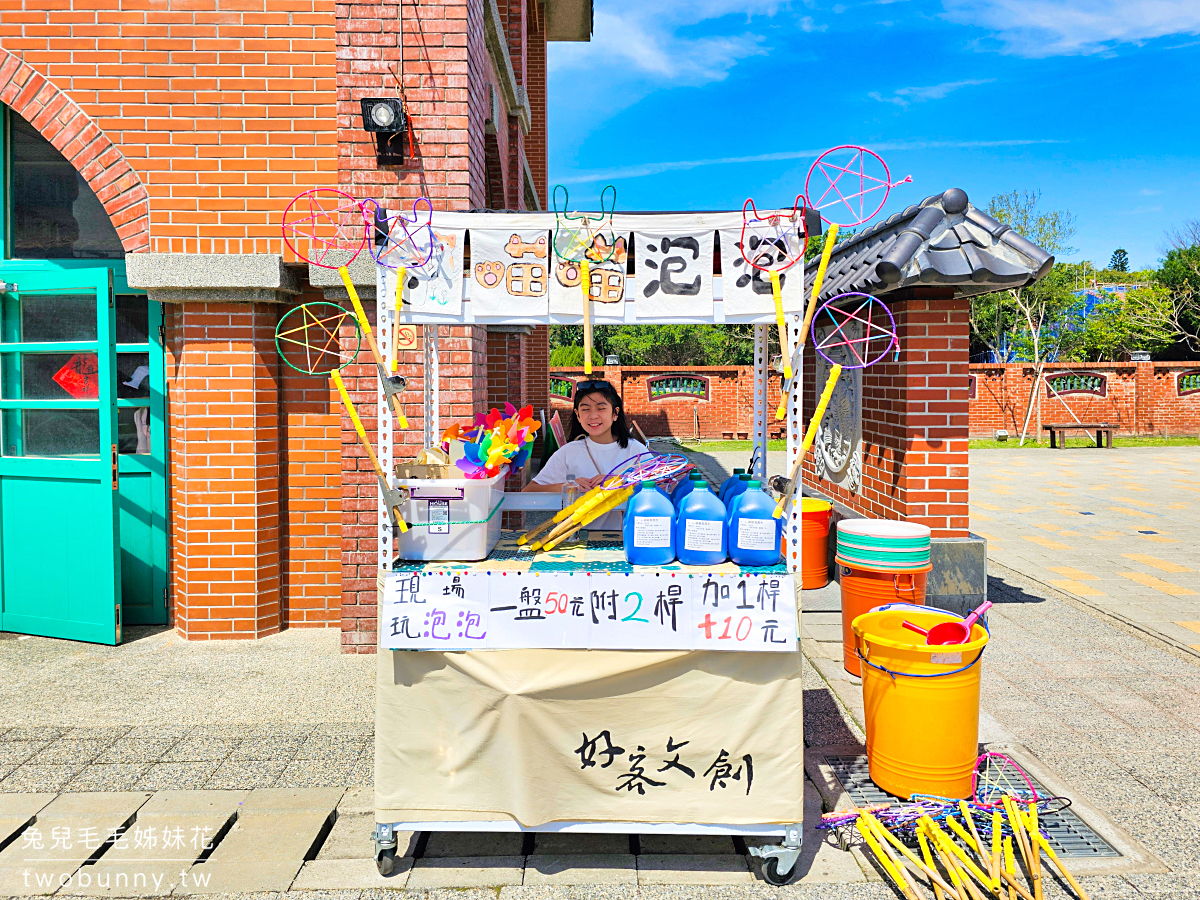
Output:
[
  {"xmin": 835, "ymin": 520, "xmax": 932, "ymax": 572},
  {"xmin": 834, "ymin": 519, "xmax": 933, "ymax": 676}
]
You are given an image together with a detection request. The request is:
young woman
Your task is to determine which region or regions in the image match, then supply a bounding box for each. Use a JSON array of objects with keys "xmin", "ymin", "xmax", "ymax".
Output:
[{"xmin": 524, "ymin": 379, "xmax": 648, "ymax": 530}]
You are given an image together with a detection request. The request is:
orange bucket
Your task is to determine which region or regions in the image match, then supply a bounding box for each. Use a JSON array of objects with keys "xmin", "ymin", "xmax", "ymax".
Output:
[
  {"xmin": 801, "ymin": 498, "xmax": 832, "ymax": 590},
  {"xmin": 853, "ymin": 604, "xmax": 988, "ymax": 799},
  {"xmin": 839, "ymin": 563, "xmax": 931, "ymax": 675}
]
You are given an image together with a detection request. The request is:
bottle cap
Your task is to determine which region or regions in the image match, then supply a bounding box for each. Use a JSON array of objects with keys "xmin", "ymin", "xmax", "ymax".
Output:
[
  {"xmin": 690, "ymin": 472, "xmax": 702, "ymax": 480},
  {"xmin": 642, "ymin": 480, "xmax": 656, "ymax": 488},
  {"xmin": 695, "ymin": 481, "xmax": 707, "ymax": 488},
  {"xmin": 748, "ymin": 480, "xmax": 761, "ymax": 488},
  {"xmin": 733, "ymin": 468, "xmax": 745, "ymax": 474},
  {"xmin": 739, "ymin": 473, "xmax": 751, "ymax": 480}
]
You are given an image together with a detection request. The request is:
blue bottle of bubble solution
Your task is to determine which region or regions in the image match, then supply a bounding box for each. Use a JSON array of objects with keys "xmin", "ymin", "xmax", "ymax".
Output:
[
  {"xmin": 723, "ymin": 473, "xmax": 753, "ymax": 509},
  {"xmin": 727, "ymin": 480, "xmax": 782, "ymax": 567},
  {"xmin": 671, "ymin": 472, "xmax": 703, "ymax": 508},
  {"xmin": 624, "ymin": 481, "xmax": 676, "ymax": 565},
  {"xmin": 717, "ymin": 468, "xmax": 746, "ymax": 502},
  {"xmin": 675, "ymin": 481, "xmax": 727, "ymax": 566}
]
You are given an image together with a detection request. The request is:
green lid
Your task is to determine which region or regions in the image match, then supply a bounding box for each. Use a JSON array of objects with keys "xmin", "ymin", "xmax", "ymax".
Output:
[
  {"xmin": 739, "ymin": 473, "xmax": 751, "ymax": 480},
  {"xmin": 690, "ymin": 472, "xmax": 703, "ymax": 480},
  {"xmin": 695, "ymin": 481, "xmax": 708, "ymax": 488},
  {"xmin": 642, "ymin": 480, "xmax": 656, "ymax": 488},
  {"xmin": 733, "ymin": 468, "xmax": 745, "ymax": 474},
  {"xmin": 748, "ymin": 480, "xmax": 761, "ymax": 488}
]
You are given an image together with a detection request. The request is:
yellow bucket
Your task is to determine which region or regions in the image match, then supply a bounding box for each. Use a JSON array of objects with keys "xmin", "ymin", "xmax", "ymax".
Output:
[{"xmin": 852, "ymin": 603, "xmax": 989, "ymax": 800}]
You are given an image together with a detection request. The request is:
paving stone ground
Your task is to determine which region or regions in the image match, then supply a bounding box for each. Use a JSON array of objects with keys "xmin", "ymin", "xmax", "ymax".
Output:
[
  {"xmin": 2, "ymin": 444, "xmax": 1199, "ymax": 895},
  {"xmin": 968, "ymin": 447, "xmax": 1200, "ymax": 655}
]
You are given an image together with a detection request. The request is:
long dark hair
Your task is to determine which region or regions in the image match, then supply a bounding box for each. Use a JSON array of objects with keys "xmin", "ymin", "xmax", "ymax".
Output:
[{"xmin": 567, "ymin": 381, "xmax": 632, "ymax": 449}]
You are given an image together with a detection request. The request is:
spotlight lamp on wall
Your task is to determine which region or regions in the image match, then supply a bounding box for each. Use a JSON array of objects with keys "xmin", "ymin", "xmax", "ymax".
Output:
[{"xmin": 360, "ymin": 98, "xmax": 409, "ymax": 166}]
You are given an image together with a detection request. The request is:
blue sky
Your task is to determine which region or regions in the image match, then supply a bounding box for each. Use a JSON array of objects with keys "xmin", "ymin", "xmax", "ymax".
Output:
[{"xmin": 546, "ymin": 0, "xmax": 1200, "ymax": 271}]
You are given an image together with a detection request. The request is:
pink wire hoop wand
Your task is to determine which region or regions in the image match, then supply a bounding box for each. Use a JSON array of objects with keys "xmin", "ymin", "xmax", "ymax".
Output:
[
  {"xmin": 739, "ymin": 195, "xmax": 810, "ymax": 382},
  {"xmin": 282, "ymin": 188, "xmax": 370, "ymax": 270},
  {"xmin": 805, "ymin": 145, "xmax": 912, "ymax": 228},
  {"xmin": 770, "ymin": 293, "xmax": 898, "ymax": 520},
  {"xmin": 812, "ymin": 292, "xmax": 898, "ymax": 370}
]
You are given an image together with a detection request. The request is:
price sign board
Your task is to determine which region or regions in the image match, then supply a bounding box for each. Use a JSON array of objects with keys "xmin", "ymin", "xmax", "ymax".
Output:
[{"xmin": 381, "ymin": 571, "xmax": 796, "ymax": 651}]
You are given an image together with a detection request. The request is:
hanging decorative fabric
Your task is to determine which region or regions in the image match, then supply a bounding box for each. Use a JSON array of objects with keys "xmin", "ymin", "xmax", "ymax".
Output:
[
  {"xmin": 468, "ymin": 228, "xmax": 551, "ymax": 317},
  {"xmin": 406, "ymin": 228, "xmax": 465, "ymax": 314},
  {"xmin": 718, "ymin": 221, "xmax": 805, "ymax": 317},
  {"xmin": 630, "ymin": 226, "xmax": 715, "ymax": 319}
]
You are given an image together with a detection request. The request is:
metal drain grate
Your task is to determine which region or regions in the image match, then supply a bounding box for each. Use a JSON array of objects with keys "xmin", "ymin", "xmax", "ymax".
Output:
[{"xmin": 825, "ymin": 755, "xmax": 1119, "ymax": 859}]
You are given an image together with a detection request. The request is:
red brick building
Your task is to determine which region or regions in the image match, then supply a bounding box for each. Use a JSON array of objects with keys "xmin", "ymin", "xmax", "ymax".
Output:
[{"xmin": 0, "ymin": 0, "xmax": 587, "ymax": 647}]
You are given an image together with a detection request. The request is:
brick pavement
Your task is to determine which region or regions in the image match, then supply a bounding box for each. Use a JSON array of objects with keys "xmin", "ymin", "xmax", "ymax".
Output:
[{"xmin": 969, "ymin": 447, "xmax": 1200, "ymax": 654}]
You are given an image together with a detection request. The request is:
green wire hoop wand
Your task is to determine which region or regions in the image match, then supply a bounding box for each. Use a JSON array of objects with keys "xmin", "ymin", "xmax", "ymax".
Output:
[{"xmin": 552, "ymin": 184, "xmax": 616, "ymax": 375}]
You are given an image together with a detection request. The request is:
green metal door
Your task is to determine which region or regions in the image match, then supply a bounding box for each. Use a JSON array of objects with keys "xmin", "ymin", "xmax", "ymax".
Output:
[{"xmin": 0, "ymin": 266, "xmax": 123, "ymax": 644}]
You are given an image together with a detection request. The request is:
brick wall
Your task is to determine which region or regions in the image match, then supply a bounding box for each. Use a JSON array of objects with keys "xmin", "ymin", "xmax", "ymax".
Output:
[
  {"xmin": 279, "ymin": 291, "xmax": 342, "ymax": 627},
  {"xmin": 549, "ymin": 366, "xmax": 785, "ymax": 440},
  {"xmin": 5, "ymin": 0, "xmax": 559, "ymax": 648},
  {"xmin": 970, "ymin": 362, "xmax": 1200, "ymax": 438},
  {"xmin": 165, "ymin": 303, "xmax": 283, "ymax": 638},
  {"xmin": 800, "ymin": 289, "xmax": 970, "ymax": 538},
  {"xmin": 0, "ymin": 3, "xmax": 336, "ymax": 254}
]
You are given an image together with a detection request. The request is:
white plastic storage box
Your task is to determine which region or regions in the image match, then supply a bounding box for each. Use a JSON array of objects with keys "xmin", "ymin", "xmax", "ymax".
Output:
[{"xmin": 393, "ymin": 470, "xmax": 507, "ymax": 561}]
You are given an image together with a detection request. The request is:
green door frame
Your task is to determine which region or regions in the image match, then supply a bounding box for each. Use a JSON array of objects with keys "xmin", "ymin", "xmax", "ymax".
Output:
[{"xmin": 0, "ymin": 106, "xmax": 169, "ymax": 632}]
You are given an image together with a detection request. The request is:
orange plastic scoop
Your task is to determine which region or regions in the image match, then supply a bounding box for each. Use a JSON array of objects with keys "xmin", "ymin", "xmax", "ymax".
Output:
[{"xmin": 902, "ymin": 600, "xmax": 992, "ymax": 646}]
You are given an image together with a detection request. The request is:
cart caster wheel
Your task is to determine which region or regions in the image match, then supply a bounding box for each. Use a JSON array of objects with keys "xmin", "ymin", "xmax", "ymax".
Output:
[
  {"xmin": 762, "ymin": 856, "xmax": 799, "ymax": 886},
  {"xmin": 376, "ymin": 848, "xmax": 397, "ymax": 876}
]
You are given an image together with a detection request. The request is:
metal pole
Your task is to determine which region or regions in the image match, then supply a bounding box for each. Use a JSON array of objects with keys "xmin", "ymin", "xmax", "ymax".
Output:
[
  {"xmin": 424, "ymin": 324, "xmax": 440, "ymax": 447},
  {"xmin": 751, "ymin": 324, "xmax": 770, "ymax": 481},
  {"xmin": 377, "ymin": 258, "xmax": 393, "ymax": 571}
]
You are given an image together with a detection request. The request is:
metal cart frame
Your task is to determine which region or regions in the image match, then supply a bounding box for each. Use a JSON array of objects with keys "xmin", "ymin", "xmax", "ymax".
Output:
[{"xmin": 371, "ymin": 222, "xmax": 808, "ymax": 885}]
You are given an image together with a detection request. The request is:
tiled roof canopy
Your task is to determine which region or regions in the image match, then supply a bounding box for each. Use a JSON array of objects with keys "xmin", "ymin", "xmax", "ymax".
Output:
[{"xmin": 807, "ymin": 188, "xmax": 1055, "ymax": 303}]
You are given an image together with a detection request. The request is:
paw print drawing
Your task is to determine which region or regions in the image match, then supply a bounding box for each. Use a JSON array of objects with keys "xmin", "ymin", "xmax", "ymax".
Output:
[
  {"xmin": 732, "ymin": 236, "xmax": 788, "ymax": 295},
  {"xmin": 555, "ymin": 259, "xmax": 581, "ymax": 288},
  {"xmin": 474, "ymin": 260, "xmax": 505, "ymax": 289}
]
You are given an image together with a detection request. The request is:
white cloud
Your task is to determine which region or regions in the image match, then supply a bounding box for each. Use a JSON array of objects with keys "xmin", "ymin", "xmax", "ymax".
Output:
[
  {"xmin": 555, "ymin": 138, "xmax": 1067, "ymax": 184},
  {"xmin": 942, "ymin": 0, "xmax": 1200, "ymax": 56},
  {"xmin": 547, "ymin": 1, "xmax": 818, "ymax": 86},
  {"xmin": 548, "ymin": 10, "xmax": 766, "ymax": 82},
  {"xmin": 868, "ymin": 78, "xmax": 994, "ymax": 106}
]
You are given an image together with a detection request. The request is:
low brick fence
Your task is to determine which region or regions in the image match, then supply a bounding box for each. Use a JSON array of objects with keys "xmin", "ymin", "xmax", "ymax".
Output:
[
  {"xmin": 970, "ymin": 362, "xmax": 1200, "ymax": 438},
  {"xmin": 549, "ymin": 365, "xmax": 784, "ymax": 440}
]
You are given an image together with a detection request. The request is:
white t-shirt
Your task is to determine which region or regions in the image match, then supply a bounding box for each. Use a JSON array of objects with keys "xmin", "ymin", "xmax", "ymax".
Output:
[{"xmin": 533, "ymin": 436, "xmax": 650, "ymax": 530}]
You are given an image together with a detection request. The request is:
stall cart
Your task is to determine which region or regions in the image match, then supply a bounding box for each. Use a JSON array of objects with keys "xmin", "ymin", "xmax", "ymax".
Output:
[{"xmin": 369, "ymin": 209, "xmax": 810, "ymax": 885}]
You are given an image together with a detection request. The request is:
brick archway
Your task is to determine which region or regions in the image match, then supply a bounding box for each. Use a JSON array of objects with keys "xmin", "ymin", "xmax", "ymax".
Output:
[{"xmin": 0, "ymin": 50, "xmax": 149, "ymax": 253}]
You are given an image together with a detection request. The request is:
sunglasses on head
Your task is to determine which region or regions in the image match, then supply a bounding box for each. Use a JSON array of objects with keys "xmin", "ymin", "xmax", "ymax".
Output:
[{"xmin": 573, "ymin": 379, "xmax": 612, "ymax": 395}]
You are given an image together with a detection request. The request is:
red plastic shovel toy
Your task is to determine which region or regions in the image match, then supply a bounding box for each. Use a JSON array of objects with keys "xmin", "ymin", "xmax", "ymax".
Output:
[{"xmin": 902, "ymin": 600, "xmax": 992, "ymax": 646}]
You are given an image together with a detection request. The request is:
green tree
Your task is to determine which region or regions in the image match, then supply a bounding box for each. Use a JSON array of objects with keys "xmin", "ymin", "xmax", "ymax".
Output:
[
  {"xmin": 549, "ymin": 324, "xmax": 760, "ymax": 367},
  {"xmin": 1108, "ymin": 248, "xmax": 1129, "ymax": 272},
  {"xmin": 549, "ymin": 345, "xmax": 602, "ymax": 366},
  {"xmin": 969, "ymin": 190, "xmax": 1078, "ymax": 443},
  {"xmin": 1071, "ymin": 286, "xmax": 1176, "ymax": 361}
]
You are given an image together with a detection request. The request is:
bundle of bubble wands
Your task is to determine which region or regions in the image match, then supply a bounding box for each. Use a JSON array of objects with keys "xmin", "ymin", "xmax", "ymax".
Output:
[
  {"xmin": 817, "ymin": 754, "xmax": 1091, "ymax": 900},
  {"xmin": 518, "ymin": 452, "xmax": 691, "ymax": 552}
]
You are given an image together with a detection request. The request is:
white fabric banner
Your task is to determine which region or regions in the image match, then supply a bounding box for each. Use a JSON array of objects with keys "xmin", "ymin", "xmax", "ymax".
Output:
[
  {"xmin": 548, "ymin": 233, "xmax": 630, "ymax": 315},
  {"xmin": 380, "ymin": 570, "xmax": 796, "ymax": 652},
  {"xmin": 406, "ymin": 228, "xmax": 465, "ymax": 315},
  {"xmin": 718, "ymin": 220, "xmax": 806, "ymax": 317},
  {"xmin": 631, "ymin": 228, "xmax": 715, "ymax": 318},
  {"xmin": 468, "ymin": 228, "xmax": 551, "ymax": 317}
]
